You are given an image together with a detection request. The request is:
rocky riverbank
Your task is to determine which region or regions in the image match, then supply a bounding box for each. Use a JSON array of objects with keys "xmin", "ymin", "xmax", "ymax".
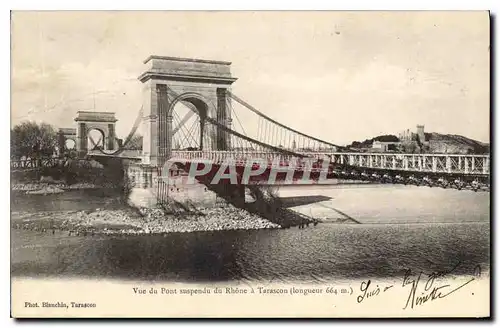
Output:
[
  {"xmin": 11, "ymin": 182, "xmax": 116, "ymax": 193},
  {"xmin": 11, "ymin": 203, "xmax": 281, "ymax": 235},
  {"xmin": 25, "ymin": 185, "xmax": 65, "ymax": 195}
]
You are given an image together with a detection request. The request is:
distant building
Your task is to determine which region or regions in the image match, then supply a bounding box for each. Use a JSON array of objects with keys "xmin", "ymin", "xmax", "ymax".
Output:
[
  {"xmin": 396, "ymin": 124, "xmax": 429, "ymax": 153},
  {"xmin": 416, "ymin": 125, "xmax": 426, "ymax": 143},
  {"xmin": 369, "ymin": 124, "xmax": 429, "ymax": 153},
  {"xmin": 372, "ymin": 140, "xmax": 400, "ymax": 152},
  {"xmin": 398, "ymin": 124, "xmax": 428, "ymax": 144}
]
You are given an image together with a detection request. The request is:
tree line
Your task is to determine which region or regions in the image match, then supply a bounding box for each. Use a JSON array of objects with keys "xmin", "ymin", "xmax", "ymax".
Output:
[
  {"xmin": 348, "ymin": 134, "xmax": 400, "ymax": 149},
  {"xmin": 11, "ymin": 121, "xmax": 144, "ymax": 160},
  {"xmin": 11, "ymin": 122, "xmax": 59, "ymax": 159}
]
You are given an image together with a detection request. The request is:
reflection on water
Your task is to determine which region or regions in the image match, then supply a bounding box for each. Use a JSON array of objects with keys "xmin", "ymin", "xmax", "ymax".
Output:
[
  {"xmin": 283, "ymin": 185, "xmax": 490, "ymax": 224},
  {"xmin": 11, "ymin": 186, "xmax": 490, "ymax": 282}
]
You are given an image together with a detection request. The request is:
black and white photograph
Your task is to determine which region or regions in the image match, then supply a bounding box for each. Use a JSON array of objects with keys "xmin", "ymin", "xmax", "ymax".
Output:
[{"xmin": 9, "ymin": 10, "xmax": 490, "ymax": 318}]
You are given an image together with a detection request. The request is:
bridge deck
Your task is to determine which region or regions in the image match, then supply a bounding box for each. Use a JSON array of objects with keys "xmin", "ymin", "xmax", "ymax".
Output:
[
  {"xmin": 83, "ymin": 149, "xmax": 490, "ymax": 177},
  {"xmin": 87, "ymin": 150, "xmax": 142, "ymax": 160}
]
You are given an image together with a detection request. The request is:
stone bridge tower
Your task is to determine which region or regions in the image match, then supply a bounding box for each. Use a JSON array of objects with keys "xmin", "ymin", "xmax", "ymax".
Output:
[
  {"xmin": 138, "ymin": 55, "xmax": 237, "ymax": 166},
  {"xmin": 75, "ymin": 111, "xmax": 118, "ymax": 157}
]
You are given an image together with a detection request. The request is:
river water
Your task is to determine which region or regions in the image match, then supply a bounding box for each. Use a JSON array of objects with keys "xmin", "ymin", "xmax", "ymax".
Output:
[{"xmin": 11, "ymin": 185, "xmax": 490, "ymax": 283}]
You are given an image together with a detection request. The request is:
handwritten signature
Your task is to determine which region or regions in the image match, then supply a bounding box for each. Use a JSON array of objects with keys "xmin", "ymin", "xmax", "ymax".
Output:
[
  {"xmin": 402, "ymin": 262, "xmax": 481, "ymax": 310},
  {"xmin": 355, "ymin": 261, "xmax": 482, "ymax": 309},
  {"xmin": 356, "ymin": 279, "xmax": 394, "ymax": 303}
]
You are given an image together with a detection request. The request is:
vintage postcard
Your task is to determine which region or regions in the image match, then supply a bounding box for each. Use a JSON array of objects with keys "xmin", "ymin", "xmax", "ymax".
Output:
[{"xmin": 10, "ymin": 11, "xmax": 490, "ymax": 318}]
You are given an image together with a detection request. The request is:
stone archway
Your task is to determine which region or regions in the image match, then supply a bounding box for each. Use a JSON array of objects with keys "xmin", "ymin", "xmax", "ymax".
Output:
[
  {"xmin": 58, "ymin": 128, "xmax": 77, "ymax": 155},
  {"xmin": 65, "ymin": 139, "xmax": 76, "ymax": 150},
  {"xmin": 168, "ymin": 93, "xmax": 216, "ymax": 154},
  {"xmin": 74, "ymin": 111, "xmax": 118, "ymax": 156},
  {"xmin": 87, "ymin": 128, "xmax": 106, "ymax": 150},
  {"xmin": 138, "ymin": 55, "xmax": 237, "ymax": 166}
]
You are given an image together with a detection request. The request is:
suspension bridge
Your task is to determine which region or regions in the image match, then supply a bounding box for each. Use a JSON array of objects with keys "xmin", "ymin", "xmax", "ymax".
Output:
[{"xmin": 56, "ymin": 55, "xmax": 489, "ymax": 207}]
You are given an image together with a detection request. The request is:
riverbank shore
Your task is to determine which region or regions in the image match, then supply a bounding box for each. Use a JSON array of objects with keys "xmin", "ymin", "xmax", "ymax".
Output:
[
  {"xmin": 10, "ymin": 179, "xmax": 365, "ymax": 235},
  {"xmin": 11, "ymin": 182, "xmax": 117, "ymax": 192},
  {"xmin": 11, "ymin": 202, "xmax": 281, "ymax": 235}
]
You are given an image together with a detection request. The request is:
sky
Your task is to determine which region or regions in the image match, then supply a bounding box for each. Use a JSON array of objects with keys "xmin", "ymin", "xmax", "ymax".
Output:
[{"xmin": 11, "ymin": 11, "xmax": 490, "ymax": 146}]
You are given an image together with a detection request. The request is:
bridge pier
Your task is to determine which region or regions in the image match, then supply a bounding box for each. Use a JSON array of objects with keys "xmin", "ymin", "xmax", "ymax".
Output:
[
  {"xmin": 214, "ymin": 184, "xmax": 245, "ymax": 207},
  {"xmin": 125, "ymin": 162, "xmax": 221, "ymax": 210},
  {"xmin": 126, "ymin": 164, "xmax": 158, "ymax": 208}
]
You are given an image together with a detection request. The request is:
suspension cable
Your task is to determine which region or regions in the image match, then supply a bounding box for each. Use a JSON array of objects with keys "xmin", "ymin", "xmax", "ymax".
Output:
[
  {"xmin": 228, "ymin": 91, "xmax": 350, "ymax": 151},
  {"xmin": 164, "ymin": 87, "xmax": 311, "ymax": 158}
]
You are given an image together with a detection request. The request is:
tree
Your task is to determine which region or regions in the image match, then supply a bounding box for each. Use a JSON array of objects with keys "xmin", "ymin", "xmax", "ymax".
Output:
[
  {"xmin": 11, "ymin": 121, "xmax": 58, "ymax": 159},
  {"xmin": 403, "ymin": 143, "xmax": 418, "ymax": 153},
  {"xmin": 373, "ymin": 134, "xmax": 400, "ymax": 142},
  {"xmin": 387, "ymin": 144, "xmax": 398, "ymax": 151},
  {"xmin": 349, "ymin": 134, "xmax": 400, "ymax": 149}
]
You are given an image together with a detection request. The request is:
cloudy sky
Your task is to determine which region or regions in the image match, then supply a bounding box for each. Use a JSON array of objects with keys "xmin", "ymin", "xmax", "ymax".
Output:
[{"xmin": 11, "ymin": 11, "xmax": 490, "ymax": 145}]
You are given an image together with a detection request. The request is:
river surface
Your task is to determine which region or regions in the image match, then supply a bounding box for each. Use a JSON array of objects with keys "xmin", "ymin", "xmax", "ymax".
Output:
[{"xmin": 11, "ymin": 185, "xmax": 490, "ymax": 283}]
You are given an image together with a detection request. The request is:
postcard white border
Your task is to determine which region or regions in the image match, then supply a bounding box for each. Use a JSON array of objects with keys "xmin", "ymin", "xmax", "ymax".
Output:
[{"xmin": 3, "ymin": 1, "xmax": 498, "ymax": 327}]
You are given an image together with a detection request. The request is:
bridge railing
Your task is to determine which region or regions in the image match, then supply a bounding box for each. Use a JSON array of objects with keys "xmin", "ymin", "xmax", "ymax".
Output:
[
  {"xmin": 10, "ymin": 157, "xmax": 105, "ymax": 171},
  {"xmin": 302, "ymin": 152, "xmax": 490, "ymax": 176},
  {"xmin": 171, "ymin": 150, "xmax": 298, "ymax": 166},
  {"xmin": 10, "ymin": 158, "xmax": 59, "ymax": 169},
  {"xmin": 170, "ymin": 150, "xmax": 490, "ymax": 176}
]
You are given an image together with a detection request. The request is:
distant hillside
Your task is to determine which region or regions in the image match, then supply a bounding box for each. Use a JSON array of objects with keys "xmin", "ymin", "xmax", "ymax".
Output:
[
  {"xmin": 348, "ymin": 135, "xmax": 399, "ymax": 149},
  {"xmin": 424, "ymin": 133, "xmax": 490, "ymax": 154},
  {"xmin": 348, "ymin": 132, "xmax": 489, "ymax": 154}
]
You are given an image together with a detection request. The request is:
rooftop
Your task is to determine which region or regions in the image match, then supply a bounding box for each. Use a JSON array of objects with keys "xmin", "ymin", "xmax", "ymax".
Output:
[
  {"xmin": 143, "ymin": 55, "xmax": 232, "ymax": 66},
  {"xmin": 74, "ymin": 111, "xmax": 117, "ymax": 122}
]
